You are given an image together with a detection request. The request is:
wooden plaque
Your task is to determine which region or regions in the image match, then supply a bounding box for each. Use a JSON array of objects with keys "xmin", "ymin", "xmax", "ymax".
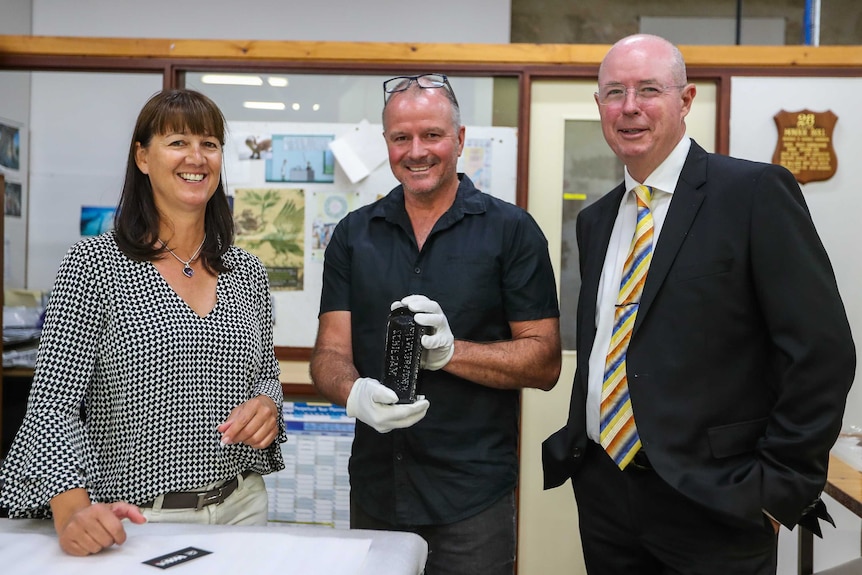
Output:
[{"xmin": 772, "ymin": 109, "xmax": 838, "ymax": 184}]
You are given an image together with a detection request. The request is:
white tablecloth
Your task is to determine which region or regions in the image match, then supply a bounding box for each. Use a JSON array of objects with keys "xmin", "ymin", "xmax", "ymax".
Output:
[{"xmin": 0, "ymin": 519, "xmax": 427, "ymax": 575}]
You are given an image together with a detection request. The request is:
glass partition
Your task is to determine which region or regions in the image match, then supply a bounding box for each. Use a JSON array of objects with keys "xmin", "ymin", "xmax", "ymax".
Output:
[{"xmin": 185, "ymin": 72, "xmax": 512, "ymax": 127}]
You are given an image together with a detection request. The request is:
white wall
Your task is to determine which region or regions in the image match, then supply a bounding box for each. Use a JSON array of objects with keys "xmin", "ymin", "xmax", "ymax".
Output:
[{"xmin": 0, "ymin": 0, "xmax": 30, "ymax": 34}]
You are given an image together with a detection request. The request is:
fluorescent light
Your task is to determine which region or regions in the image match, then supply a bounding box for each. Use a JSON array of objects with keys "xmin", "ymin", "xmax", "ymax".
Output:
[
  {"xmin": 201, "ymin": 74, "xmax": 263, "ymax": 86},
  {"xmin": 243, "ymin": 101, "xmax": 286, "ymax": 110},
  {"xmin": 267, "ymin": 77, "xmax": 289, "ymax": 87}
]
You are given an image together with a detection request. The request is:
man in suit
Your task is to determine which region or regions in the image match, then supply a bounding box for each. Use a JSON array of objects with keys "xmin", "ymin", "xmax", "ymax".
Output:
[{"xmin": 543, "ymin": 34, "xmax": 856, "ymax": 574}]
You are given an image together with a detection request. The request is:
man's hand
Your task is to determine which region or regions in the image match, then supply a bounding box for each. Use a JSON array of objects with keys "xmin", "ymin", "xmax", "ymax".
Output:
[
  {"xmin": 391, "ymin": 295, "xmax": 454, "ymax": 371},
  {"xmin": 346, "ymin": 377, "xmax": 430, "ymax": 433},
  {"xmin": 55, "ymin": 499, "xmax": 146, "ymax": 556},
  {"xmin": 218, "ymin": 395, "xmax": 279, "ymax": 449}
]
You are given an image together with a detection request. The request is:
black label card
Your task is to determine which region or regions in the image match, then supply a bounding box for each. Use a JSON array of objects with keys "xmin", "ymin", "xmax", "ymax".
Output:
[{"xmin": 143, "ymin": 546, "xmax": 212, "ymax": 569}]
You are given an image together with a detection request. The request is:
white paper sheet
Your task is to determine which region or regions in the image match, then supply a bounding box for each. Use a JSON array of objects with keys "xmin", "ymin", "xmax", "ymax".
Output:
[
  {"xmin": 328, "ymin": 120, "xmax": 388, "ymax": 184},
  {"xmin": 1, "ymin": 532, "xmax": 371, "ymax": 575}
]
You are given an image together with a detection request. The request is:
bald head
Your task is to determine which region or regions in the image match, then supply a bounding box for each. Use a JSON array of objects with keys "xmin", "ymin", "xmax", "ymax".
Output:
[{"xmin": 599, "ymin": 34, "xmax": 687, "ymax": 87}]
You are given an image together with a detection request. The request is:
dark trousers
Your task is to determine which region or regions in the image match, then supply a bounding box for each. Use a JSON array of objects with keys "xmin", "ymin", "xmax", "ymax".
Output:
[
  {"xmin": 573, "ymin": 441, "xmax": 777, "ymax": 575},
  {"xmin": 350, "ymin": 490, "xmax": 516, "ymax": 575}
]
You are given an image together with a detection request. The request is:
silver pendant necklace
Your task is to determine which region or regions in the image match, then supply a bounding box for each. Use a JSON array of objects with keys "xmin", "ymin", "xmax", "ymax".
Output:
[{"xmin": 159, "ymin": 234, "xmax": 206, "ymax": 278}]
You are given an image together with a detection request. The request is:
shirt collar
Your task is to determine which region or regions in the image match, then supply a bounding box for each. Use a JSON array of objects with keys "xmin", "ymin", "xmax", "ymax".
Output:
[
  {"xmin": 371, "ymin": 173, "xmax": 486, "ymax": 222},
  {"xmin": 623, "ymin": 136, "xmax": 691, "ymax": 195}
]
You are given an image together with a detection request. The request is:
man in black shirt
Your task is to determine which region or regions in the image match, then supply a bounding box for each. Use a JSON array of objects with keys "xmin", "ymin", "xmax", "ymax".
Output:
[{"xmin": 310, "ymin": 73, "xmax": 561, "ymax": 574}]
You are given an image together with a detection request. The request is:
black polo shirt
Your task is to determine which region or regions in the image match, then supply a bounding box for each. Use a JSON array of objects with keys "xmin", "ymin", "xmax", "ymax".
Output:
[{"xmin": 320, "ymin": 174, "xmax": 559, "ymax": 526}]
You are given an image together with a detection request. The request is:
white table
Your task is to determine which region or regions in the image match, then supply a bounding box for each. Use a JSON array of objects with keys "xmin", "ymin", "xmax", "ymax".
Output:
[{"xmin": 0, "ymin": 518, "xmax": 427, "ymax": 575}]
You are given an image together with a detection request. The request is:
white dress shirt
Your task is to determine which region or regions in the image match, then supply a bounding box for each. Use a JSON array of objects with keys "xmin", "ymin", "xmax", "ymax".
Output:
[{"xmin": 585, "ymin": 136, "xmax": 692, "ymax": 443}]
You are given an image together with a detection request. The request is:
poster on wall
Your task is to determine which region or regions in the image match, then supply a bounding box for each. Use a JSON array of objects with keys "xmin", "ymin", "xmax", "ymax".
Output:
[
  {"xmin": 0, "ymin": 118, "xmax": 21, "ymax": 172},
  {"xmin": 80, "ymin": 206, "xmax": 116, "ymax": 236},
  {"xmin": 311, "ymin": 191, "xmax": 360, "ymax": 263},
  {"xmin": 462, "ymin": 138, "xmax": 493, "ymax": 193},
  {"xmin": 242, "ymin": 135, "xmax": 272, "ymax": 160},
  {"xmin": 265, "ymin": 135, "xmax": 335, "ymax": 184},
  {"xmin": 233, "ymin": 187, "xmax": 306, "ymax": 290},
  {"xmin": 4, "ymin": 179, "xmax": 22, "ymax": 217}
]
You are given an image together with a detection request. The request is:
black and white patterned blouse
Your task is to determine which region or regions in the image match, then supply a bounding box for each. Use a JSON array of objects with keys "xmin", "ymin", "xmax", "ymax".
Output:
[{"xmin": 0, "ymin": 231, "xmax": 285, "ymax": 518}]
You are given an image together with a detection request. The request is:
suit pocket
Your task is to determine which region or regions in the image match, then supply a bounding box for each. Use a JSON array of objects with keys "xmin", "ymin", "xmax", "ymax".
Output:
[
  {"xmin": 672, "ymin": 258, "xmax": 733, "ymax": 282},
  {"xmin": 707, "ymin": 418, "xmax": 768, "ymax": 459},
  {"xmin": 542, "ymin": 426, "xmax": 586, "ymax": 489}
]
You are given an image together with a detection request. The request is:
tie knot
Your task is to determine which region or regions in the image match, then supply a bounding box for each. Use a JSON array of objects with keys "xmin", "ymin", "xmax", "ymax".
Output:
[{"xmin": 634, "ymin": 185, "xmax": 653, "ymax": 207}]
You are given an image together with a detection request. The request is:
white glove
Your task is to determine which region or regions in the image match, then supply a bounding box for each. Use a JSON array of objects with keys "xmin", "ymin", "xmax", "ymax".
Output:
[
  {"xmin": 346, "ymin": 377, "xmax": 430, "ymax": 433},
  {"xmin": 391, "ymin": 294, "xmax": 454, "ymax": 371}
]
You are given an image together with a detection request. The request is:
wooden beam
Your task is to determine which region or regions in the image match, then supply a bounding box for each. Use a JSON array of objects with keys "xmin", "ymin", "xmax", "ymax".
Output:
[{"xmin": 1, "ymin": 35, "xmax": 861, "ymax": 68}]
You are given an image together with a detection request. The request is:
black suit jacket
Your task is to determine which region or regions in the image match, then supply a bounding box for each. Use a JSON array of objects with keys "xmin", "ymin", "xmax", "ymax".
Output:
[{"xmin": 543, "ymin": 140, "xmax": 856, "ymax": 530}]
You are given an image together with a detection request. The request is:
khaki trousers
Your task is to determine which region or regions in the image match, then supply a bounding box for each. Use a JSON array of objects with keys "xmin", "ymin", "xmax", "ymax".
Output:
[{"xmin": 141, "ymin": 472, "xmax": 268, "ymax": 526}]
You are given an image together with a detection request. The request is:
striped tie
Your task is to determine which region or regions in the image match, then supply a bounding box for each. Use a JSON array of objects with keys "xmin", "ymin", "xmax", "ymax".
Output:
[{"xmin": 600, "ymin": 185, "xmax": 654, "ymax": 469}]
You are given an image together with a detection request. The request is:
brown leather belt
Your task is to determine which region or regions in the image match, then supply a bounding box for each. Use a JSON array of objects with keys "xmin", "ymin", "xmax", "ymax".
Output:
[{"xmin": 141, "ymin": 470, "xmax": 253, "ymax": 511}]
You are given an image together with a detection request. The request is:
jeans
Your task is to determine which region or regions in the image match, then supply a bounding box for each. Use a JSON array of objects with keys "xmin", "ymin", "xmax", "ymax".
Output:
[{"xmin": 351, "ymin": 490, "xmax": 516, "ymax": 575}]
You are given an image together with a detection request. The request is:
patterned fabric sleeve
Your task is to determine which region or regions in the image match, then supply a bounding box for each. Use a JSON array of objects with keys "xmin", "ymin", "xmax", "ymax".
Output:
[{"xmin": 0, "ymin": 241, "xmax": 104, "ymax": 518}]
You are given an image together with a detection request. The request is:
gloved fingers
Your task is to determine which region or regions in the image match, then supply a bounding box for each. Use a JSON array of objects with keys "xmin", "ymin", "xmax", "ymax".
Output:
[
  {"xmin": 412, "ymin": 311, "xmax": 442, "ymax": 329},
  {"xmin": 390, "ymin": 300, "xmax": 406, "ymax": 312},
  {"xmin": 420, "ymin": 346, "xmax": 454, "ymax": 371},
  {"xmin": 421, "ymin": 332, "xmax": 451, "ymax": 350},
  {"xmin": 347, "ymin": 377, "xmax": 396, "ymax": 416},
  {"xmin": 399, "ymin": 294, "xmax": 440, "ymax": 314},
  {"xmin": 347, "ymin": 378, "xmax": 430, "ymax": 433},
  {"xmin": 388, "ymin": 399, "xmax": 430, "ymax": 428},
  {"xmin": 369, "ymin": 383, "xmax": 400, "ymax": 405}
]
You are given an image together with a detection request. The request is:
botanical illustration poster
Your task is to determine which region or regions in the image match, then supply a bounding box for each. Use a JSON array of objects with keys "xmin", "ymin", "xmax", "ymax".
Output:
[{"xmin": 233, "ymin": 188, "xmax": 305, "ymax": 290}]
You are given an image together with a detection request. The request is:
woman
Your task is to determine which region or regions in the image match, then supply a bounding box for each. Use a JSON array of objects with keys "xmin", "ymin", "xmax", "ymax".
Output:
[{"xmin": 0, "ymin": 89, "xmax": 285, "ymax": 555}]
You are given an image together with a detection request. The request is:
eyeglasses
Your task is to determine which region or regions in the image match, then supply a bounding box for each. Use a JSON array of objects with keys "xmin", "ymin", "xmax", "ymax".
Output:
[
  {"xmin": 596, "ymin": 83, "xmax": 687, "ymax": 106},
  {"xmin": 383, "ymin": 73, "xmax": 458, "ymax": 105}
]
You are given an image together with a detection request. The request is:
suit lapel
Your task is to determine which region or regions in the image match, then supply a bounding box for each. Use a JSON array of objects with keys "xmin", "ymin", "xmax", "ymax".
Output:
[{"xmin": 635, "ymin": 142, "xmax": 709, "ymax": 330}]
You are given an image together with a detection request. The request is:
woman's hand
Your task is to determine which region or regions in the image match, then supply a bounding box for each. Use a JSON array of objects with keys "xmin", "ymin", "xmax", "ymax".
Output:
[
  {"xmin": 51, "ymin": 489, "xmax": 146, "ymax": 556},
  {"xmin": 217, "ymin": 395, "xmax": 279, "ymax": 449}
]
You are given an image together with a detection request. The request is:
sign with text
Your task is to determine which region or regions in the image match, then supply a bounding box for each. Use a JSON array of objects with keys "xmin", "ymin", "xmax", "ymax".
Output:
[{"xmin": 772, "ymin": 109, "xmax": 838, "ymax": 184}]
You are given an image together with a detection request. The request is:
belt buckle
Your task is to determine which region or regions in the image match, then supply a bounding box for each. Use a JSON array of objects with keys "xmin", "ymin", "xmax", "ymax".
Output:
[{"xmin": 195, "ymin": 486, "xmax": 226, "ymax": 511}]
